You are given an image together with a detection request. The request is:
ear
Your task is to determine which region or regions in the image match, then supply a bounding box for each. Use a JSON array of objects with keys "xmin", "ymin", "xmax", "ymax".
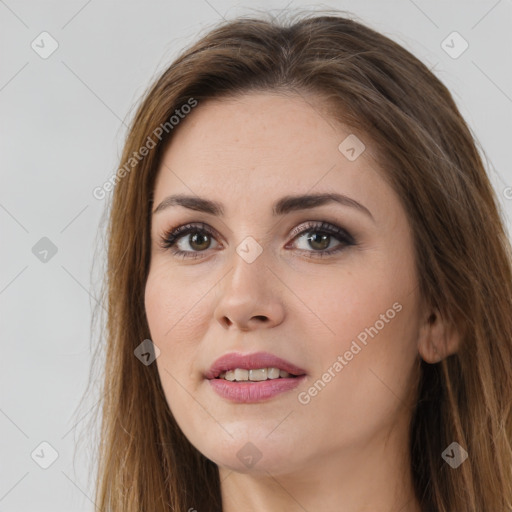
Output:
[{"xmin": 417, "ymin": 309, "xmax": 461, "ymax": 363}]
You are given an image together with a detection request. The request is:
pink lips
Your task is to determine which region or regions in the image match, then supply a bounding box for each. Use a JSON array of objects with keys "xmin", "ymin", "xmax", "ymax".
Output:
[{"xmin": 205, "ymin": 351, "xmax": 307, "ymax": 403}]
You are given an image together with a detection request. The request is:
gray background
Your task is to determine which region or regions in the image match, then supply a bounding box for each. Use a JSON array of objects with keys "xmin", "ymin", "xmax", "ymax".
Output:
[{"xmin": 1, "ymin": 0, "xmax": 511, "ymax": 510}]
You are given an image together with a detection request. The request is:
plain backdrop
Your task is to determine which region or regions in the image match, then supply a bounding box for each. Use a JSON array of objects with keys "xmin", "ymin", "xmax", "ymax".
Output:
[{"xmin": 1, "ymin": 1, "xmax": 511, "ymax": 510}]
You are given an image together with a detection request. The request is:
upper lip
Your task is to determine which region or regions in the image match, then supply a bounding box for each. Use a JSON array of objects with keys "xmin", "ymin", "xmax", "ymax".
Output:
[{"xmin": 205, "ymin": 351, "xmax": 307, "ymax": 379}]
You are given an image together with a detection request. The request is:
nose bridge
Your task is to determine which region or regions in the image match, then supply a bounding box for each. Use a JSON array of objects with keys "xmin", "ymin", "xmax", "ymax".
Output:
[
  {"xmin": 226, "ymin": 234, "xmax": 270, "ymax": 295},
  {"xmin": 213, "ymin": 234, "xmax": 284, "ymax": 329}
]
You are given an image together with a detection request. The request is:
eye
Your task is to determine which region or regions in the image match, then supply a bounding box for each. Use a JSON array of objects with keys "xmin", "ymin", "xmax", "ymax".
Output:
[
  {"xmin": 159, "ymin": 222, "xmax": 220, "ymax": 259},
  {"xmin": 158, "ymin": 221, "xmax": 356, "ymax": 260},
  {"xmin": 286, "ymin": 221, "xmax": 355, "ymax": 258}
]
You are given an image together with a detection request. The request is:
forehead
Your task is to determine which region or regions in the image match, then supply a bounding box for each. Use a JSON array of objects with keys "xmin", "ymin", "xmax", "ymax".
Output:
[{"xmin": 153, "ymin": 92, "xmax": 388, "ymax": 217}]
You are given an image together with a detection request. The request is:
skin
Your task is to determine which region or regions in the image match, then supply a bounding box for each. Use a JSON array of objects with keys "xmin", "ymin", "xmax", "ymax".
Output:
[{"xmin": 145, "ymin": 92, "xmax": 457, "ymax": 512}]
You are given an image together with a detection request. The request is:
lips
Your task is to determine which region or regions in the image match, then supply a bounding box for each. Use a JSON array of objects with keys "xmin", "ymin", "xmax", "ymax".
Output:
[{"xmin": 205, "ymin": 351, "xmax": 307, "ymax": 380}]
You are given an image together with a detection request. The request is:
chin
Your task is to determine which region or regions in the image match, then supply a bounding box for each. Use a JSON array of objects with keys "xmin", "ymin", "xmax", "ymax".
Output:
[{"xmin": 196, "ymin": 433, "xmax": 302, "ymax": 476}]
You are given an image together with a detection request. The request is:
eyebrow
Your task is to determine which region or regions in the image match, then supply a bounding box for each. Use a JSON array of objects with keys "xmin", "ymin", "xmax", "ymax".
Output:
[{"xmin": 152, "ymin": 192, "xmax": 374, "ymax": 221}]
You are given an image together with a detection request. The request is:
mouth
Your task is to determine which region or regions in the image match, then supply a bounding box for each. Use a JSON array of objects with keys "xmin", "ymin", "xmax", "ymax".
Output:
[
  {"xmin": 205, "ymin": 351, "xmax": 307, "ymax": 381},
  {"xmin": 215, "ymin": 367, "xmax": 303, "ymax": 382},
  {"xmin": 206, "ymin": 352, "xmax": 307, "ymax": 403}
]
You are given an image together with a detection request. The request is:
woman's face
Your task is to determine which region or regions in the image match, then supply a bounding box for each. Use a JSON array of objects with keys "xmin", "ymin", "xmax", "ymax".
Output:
[{"xmin": 145, "ymin": 92, "xmax": 424, "ymax": 475}]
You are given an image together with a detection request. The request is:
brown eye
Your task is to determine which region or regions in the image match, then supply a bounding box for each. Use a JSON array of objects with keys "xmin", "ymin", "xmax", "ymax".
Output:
[
  {"xmin": 187, "ymin": 232, "xmax": 212, "ymax": 251},
  {"xmin": 305, "ymin": 232, "xmax": 332, "ymax": 251},
  {"xmin": 159, "ymin": 223, "xmax": 220, "ymax": 258},
  {"xmin": 288, "ymin": 221, "xmax": 355, "ymax": 258}
]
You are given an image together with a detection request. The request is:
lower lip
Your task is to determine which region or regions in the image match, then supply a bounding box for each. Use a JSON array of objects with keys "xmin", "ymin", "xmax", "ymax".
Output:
[{"xmin": 208, "ymin": 376, "xmax": 306, "ymax": 403}]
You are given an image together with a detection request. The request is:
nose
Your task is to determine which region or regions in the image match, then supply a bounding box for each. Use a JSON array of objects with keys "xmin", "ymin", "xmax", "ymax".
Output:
[{"xmin": 213, "ymin": 244, "xmax": 286, "ymax": 331}]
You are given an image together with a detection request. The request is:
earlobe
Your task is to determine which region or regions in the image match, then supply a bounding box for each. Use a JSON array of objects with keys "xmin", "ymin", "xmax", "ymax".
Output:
[{"xmin": 418, "ymin": 309, "xmax": 460, "ymax": 363}]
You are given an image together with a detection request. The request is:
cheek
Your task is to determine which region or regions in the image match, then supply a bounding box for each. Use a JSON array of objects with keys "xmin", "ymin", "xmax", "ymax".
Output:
[
  {"xmin": 144, "ymin": 267, "xmax": 206, "ymax": 422},
  {"xmin": 293, "ymin": 249, "xmax": 413, "ymax": 349},
  {"xmin": 144, "ymin": 266, "xmax": 202, "ymax": 393},
  {"xmin": 144, "ymin": 261, "xmax": 211, "ymax": 344},
  {"xmin": 296, "ymin": 248, "xmax": 420, "ymax": 419}
]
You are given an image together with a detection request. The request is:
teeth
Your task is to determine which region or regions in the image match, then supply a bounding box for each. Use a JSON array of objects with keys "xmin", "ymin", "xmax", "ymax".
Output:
[
  {"xmin": 223, "ymin": 370, "xmax": 235, "ymax": 381},
  {"xmin": 249, "ymin": 368, "xmax": 267, "ymax": 381},
  {"xmin": 218, "ymin": 367, "xmax": 294, "ymax": 381},
  {"xmin": 234, "ymin": 368, "xmax": 248, "ymax": 381},
  {"xmin": 267, "ymin": 367, "xmax": 280, "ymax": 379}
]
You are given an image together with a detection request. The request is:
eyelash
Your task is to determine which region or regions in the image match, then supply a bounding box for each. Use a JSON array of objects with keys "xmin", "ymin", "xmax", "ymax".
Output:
[{"xmin": 158, "ymin": 221, "xmax": 356, "ymax": 260}]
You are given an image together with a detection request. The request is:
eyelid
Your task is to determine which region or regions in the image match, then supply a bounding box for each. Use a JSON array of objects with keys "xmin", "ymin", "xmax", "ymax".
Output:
[{"xmin": 288, "ymin": 220, "xmax": 355, "ymax": 244}]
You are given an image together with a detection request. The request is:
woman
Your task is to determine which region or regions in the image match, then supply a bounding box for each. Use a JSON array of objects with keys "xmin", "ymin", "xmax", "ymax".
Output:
[{"xmin": 90, "ymin": 10, "xmax": 512, "ymax": 512}]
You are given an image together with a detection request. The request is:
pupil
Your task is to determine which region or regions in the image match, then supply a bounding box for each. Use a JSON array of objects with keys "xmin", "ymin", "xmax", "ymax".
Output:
[
  {"xmin": 308, "ymin": 233, "xmax": 329, "ymax": 250},
  {"xmin": 190, "ymin": 232, "xmax": 210, "ymax": 250}
]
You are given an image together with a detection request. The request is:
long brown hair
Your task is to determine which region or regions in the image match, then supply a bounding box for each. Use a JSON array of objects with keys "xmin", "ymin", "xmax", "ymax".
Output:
[{"xmin": 87, "ymin": 9, "xmax": 512, "ymax": 511}]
